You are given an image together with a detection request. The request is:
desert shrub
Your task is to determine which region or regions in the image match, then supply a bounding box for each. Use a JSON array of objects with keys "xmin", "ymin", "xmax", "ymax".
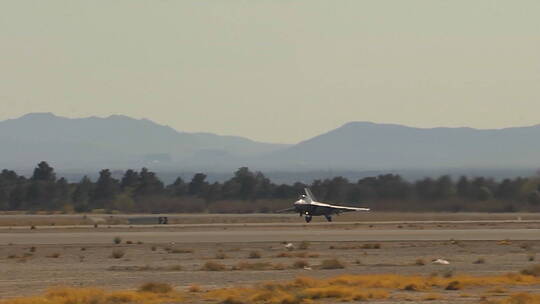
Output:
[
  {"xmin": 528, "ymin": 253, "xmax": 536, "ymax": 261},
  {"xmin": 201, "ymin": 261, "xmax": 227, "ymax": 271},
  {"xmin": 415, "ymin": 258, "xmax": 425, "ymax": 266},
  {"xmin": 445, "ymin": 280, "xmax": 461, "ymax": 290},
  {"xmin": 151, "ymin": 246, "xmax": 157, "ymax": 251},
  {"xmin": 113, "ymin": 236, "xmax": 122, "ymax": 244},
  {"xmin": 215, "ymin": 252, "xmax": 227, "ymax": 259},
  {"xmin": 138, "ymin": 282, "xmax": 173, "ymax": 293},
  {"xmin": 292, "ymin": 260, "xmax": 310, "ymax": 269},
  {"xmin": 170, "ymin": 248, "xmax": 193, "ymax": 254},
  {"xmin": 521, "ymin": 243, "xmax": 533, "ymax": 250},
  {"xmin": 488, "ymin": 287, "xmax": 507, "ymax": 294},
  {"xmin": 403, "ymin": 284, "xmax": 420, "ymax": 291},
  {"xmin": 299, "ymin": 241, "xmax": 310, "ymax": 250},
  {"xmin": 47, "ymin": 252, "xmax": 61, "ymax": 258},
  {"xmin": 473, "ymin": 257, "xmax": 486, "ymax": 264},
  {"xmin": 189, "ymin": 284, "xmax": 201, "ymax": 292},
  {"xmin": 248, "ymin": 251, "xmax": 261, "ymax": 259},
  {"xmin": 320, "ymin": 258, "xmax": 345, "ymax": 269},
  {"xmin": 361, "ymin": 243, "xmax": 381, "ymax": 249},
  {"xmin": 521, "ymin": 264, "xmax": 540, "ymax": 276},
  {"xmin": 110, "ymin": 249, "xmax": 125, "ymax": 259},
  {"xmin": 232, "ymin": 262, "xmax": 276, "ymax": 271},
  {"xmin": 168, "ymin": 265, "xmax": 183, "ymax": 271},
  {"xmin": 29, "ymin": 246, "xmax": 36, "ymax": 253},
  {"xmin": 126, "ymin": 240, "xmax": 133, "ymax": 244}
]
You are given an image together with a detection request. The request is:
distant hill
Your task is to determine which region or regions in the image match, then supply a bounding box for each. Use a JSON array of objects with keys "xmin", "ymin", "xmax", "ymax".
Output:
[
  {"xmin": 0, "ymin": 113, "xmax": 288, "ymax": 170},
  {"xmin": 260, "ymin": 122, "xmax": 540, "ymax": 171},
  {"xmin": 1, "ymin": 114, "xmax": 539, "ymax": 178}
]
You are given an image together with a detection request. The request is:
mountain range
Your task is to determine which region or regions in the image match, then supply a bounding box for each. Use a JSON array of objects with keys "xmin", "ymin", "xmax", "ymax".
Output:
[{"xmin": 1, "ymin": 113, "xmax": 539, "ymax": 179}]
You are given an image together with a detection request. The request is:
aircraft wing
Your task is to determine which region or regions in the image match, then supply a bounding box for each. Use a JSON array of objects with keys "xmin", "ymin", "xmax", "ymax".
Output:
[
  {"xmin": 275, "ymin": 207, "xmax": 297, "ymax": 213},
  {"xmin": 312, "ymin": 201, "xmax": 370, "ymax": 213}
]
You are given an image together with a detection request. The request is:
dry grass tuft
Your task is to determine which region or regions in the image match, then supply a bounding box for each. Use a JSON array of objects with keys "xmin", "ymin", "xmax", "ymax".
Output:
[
  {"xmin": 329, "ymin": 243, "xmax": 381, "ymax": 250},
  {"xmin": 292, "ymin": 260, "xmax": 310, "ymax": 269},
  {"xmin": 47, "ymin": 252, "xmax": 61, "ymax": 258},
  {"xmin": 138, "ymin": 282, "xmax": 173, "ymax": 294},
  {"xmin": 215, "ymin": 252, "xmax": 228, "ymax": 259},
  {"xmin": 113, "ymin": 236, "xmax": 122, "ymax": 244},
  {"xmin": 7, "ymin": 273, "xmax": 540, "ymax": 304},
  {"xmin": 320, "ymin": 258, "xmax": 345, "ymax": 269},
  {"xmin": 488, "ymin": 287, "xmax": 508, "ymax": 294},
  {"xmin": 169, "ymin": 248, "xmax": 194, "ymax": 254},
  {"xmin": 498, "ymin": 239, "xmax": 512, "ymax": 245},
  {"xmin": 110, "ymin": 249, "xmax": 125, "ymax": 259},
  {"xmin": 520, "ymin": 243, "xmax": 533, "ymax": 250},
  {"xmin": 422, "ymin": 293, "xmax": 443, "ymax": 301},
  {"xmin": 415, "ymin": 258, "xmax": 426, "ymax": 266},
  {"xmin": 232, "ymin": 261, "xmax": 284, "ymax": 271},
  {"xmin": 248, "ymin": 251, "xmax": 262, "ymax": 259},
  {"xmin": 201, "ymin": 261, "xmax": 227, "ymax": 271},
  {"xmin": 275, "ymin": 251, "xmax": 318, "ymax": 258},
  {"xmin": 0, "ymin": 286, "xmax": 183, "ymax": 304}
]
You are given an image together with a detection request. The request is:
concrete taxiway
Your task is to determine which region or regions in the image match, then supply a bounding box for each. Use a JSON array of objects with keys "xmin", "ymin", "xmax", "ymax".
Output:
[{"xmin": 1, "ymin": 228, "xmax": 540, "ymax": 245}]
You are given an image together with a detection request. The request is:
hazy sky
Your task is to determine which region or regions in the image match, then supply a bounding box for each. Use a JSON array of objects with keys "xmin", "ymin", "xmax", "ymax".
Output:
[{"xmin": 1, "ymin": 1, "xmax": 539, "ymax": 143}]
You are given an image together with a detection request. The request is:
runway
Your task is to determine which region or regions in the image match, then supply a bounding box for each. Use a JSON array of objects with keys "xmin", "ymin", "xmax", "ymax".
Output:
[{"xmin": 1, "ymin": 228, "xmax": 540, "ymax": 245}]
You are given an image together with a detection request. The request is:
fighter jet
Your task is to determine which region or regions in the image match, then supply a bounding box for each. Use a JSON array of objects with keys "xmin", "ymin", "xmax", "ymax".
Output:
[{"xmin": 278, "ymin": 188, "xmax": 370, "ymax": 223}]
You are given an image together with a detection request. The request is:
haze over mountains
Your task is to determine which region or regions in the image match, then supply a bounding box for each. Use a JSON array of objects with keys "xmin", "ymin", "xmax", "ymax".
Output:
[{"xmin": 1, "ymin": 113, "xmax": 539, "ymax": 181}]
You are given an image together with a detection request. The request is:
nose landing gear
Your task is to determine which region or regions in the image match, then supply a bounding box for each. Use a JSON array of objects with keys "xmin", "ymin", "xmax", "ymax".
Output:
[{"xmin": 304, "ymin": 215, "xmax": 312, "ymax": 223}]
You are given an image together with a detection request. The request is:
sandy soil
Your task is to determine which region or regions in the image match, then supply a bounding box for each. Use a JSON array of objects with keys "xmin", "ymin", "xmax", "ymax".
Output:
[{"xmin": 1, "ymin": 214, "xmax": 540, "ymax": 303}]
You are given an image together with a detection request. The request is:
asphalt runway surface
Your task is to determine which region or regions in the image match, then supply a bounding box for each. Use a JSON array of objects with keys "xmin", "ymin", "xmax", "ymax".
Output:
[{"xmin": 2, "ymin": 227, "xmax": 540, "ymax": 245}]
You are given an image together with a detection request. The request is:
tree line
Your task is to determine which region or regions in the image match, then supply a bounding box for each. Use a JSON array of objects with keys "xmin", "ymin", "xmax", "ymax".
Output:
[{"xmin": 1, "ymin": 161, "xmax": 540, "ymax": 213}]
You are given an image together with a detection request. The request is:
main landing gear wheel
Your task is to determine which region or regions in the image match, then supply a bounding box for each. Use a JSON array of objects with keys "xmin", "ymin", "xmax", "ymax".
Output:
[
  {"xmin": 305, "ymin": 215, "xmax": 312, "ymax": 223},
  {"xmin": 324, "ymin": 215, "xmax": 332, "ymax": 222}
]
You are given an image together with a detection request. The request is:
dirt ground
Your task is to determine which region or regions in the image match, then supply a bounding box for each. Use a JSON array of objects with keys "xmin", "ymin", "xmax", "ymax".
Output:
[{"xmin": 2, "ymin": 214, "xmax": 540, "ymax": 303}]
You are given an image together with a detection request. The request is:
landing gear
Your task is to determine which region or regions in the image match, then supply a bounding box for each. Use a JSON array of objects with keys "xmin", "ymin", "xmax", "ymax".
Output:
[
  {"xmin": 324, "ymin": 215, "xmax": 332, "ymax": 222},
  {"xmin": 304, "ymin": 215, "xmax": 312, "ymax": 223}
]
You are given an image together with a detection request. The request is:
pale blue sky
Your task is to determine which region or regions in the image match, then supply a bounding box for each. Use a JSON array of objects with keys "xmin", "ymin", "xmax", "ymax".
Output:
[{"xmin": 1, "ymin": 0, "xmax": 539, "ymax": 143}]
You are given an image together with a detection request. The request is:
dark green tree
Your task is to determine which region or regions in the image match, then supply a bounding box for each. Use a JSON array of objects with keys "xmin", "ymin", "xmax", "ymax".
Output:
[
  {"xmin": 120, "ymin": 169, "xmax": 140, "ymax": 190},
  {"xmin": 134, "ymin": 168, "xmax": 164, "ymax": 196},
  {"xmin": 188, "ymin": 173, "xmax": 208, "ymax": 196},
  {"xmin": 72, "ymin": 176, "xmax": 94, "ymax": 212},
  {"xmin": 167, "ymin": 177, "xmax": 188, "ymax": 196},
  {"xmin": 31, "ymin": 161, "xmax": 56, "ymax": 182},
  {"xmin": 91, "ymin": 169, "xmax": 120, "ymax": 207}
]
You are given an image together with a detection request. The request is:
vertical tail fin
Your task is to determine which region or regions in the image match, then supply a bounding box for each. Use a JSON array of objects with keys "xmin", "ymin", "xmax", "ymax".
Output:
[{"xmin": 304, "ymin": 188, "xmax": 317, "ymax": 203}]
